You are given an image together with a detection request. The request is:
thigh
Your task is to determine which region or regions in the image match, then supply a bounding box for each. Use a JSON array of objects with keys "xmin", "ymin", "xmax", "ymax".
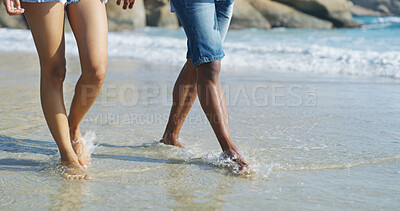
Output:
[
  {"xmin": 22, "ymin": 2, "xmax": 66, "ymax": 67},
  {"xmin": 215, "ymin": 0, "xmax": 234, "ymax": 42},
  {"xmin": 171, "ymin": 0, "xmax": 224, "ymax": 67},
  {"xmin": 66, "ymin": 0, "xmax": 108, "ymax": 70}
]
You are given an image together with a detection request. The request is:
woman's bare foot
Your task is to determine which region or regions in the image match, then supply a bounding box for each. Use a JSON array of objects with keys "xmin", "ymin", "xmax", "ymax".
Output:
[
  {"xmin": 70, "ymin": 128, "xmax": 91, "ymax": 169},
  {"xmin": 223, "ymin": 149, "xmax": 253, "ymax": 175},
  {"xmin": 160, "ymin": 132, "xmax": 185, "ymax": 148},
  {"xmin": 58, "ymin": 161, "xmax": 92, "ymax": 180}
]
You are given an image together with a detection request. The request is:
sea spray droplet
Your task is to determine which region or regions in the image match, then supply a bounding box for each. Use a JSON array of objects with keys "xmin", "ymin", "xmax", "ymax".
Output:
[{"xmin": 81, "ymin": 131, "xmax": 98, "ymax": 155}]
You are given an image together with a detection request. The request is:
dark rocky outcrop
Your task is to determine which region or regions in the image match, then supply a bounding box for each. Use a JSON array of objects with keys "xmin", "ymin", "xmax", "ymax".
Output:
[
  {"xmin": 230, "ymin": 0, "xmax": 271, "ymax": 29},
  {"xmin": 349, "ymin": 2, "xmax": 384, "ymax": 16},
  {"xmin": 274, "ymin": 0, "xmax": 360, "ymax": 27},
  {"xmin": 0, "ymin": 0, "xmax": 375, "ymax": 30},
  {"xmin": 351, "ymin": 0, "xmax": 400, "ymax": 16},
  {"xmin": 143, "ymin": 0, "xmax": 179, "ymax": 29},
  {"xmin": 249, "ymin": 0, "xmax": 333, "ymax": 29},
  {"xmin": 106, "ymin": 0, "xmax": 146, "ymax": 31}
]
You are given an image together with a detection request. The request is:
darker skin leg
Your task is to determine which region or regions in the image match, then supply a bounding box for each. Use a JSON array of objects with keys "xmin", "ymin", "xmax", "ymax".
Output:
[
  {"xmin": 161, "ymin": 60, "xmax": 197, "ymax": 148},
  {"xmin": 161, "ymin": 60, "xmax": 251, "ymax": 173}
]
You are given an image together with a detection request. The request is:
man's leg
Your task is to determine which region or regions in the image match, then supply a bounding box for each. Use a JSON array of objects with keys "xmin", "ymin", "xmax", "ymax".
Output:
[
  {"xmin": 163, "ymin": 0, "xmax": 251, "ymax": 173},
  {"xmin": 196, "ymin": 61, "xmax": 250, "ymax": 172},
  {"xmin": 161, "ymin": 60, "xmax": 197, "ymax": 148}
]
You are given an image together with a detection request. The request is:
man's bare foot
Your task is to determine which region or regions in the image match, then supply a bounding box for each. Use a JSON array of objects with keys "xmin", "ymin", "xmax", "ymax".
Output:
[
  {"xmin": 58, "ymin": 161, "xmax": 92, "ymax": 180},
  {"xmin": 160, "ymin": 132, "xmax": 185, "ymax": 148},
  {"xmin": 70, "ymin": 128, "xmax": 91, "ymax": 169},
  {"xmin": 223, "ymin": 149, "xmax": 254, "ymax": 175}
]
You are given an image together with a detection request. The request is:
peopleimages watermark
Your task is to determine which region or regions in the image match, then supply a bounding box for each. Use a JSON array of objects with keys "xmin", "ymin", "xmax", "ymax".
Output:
[
  {"xmin": 84, "ymin": 113, "xmax": 212, "ymax": 125},
  {"xmin": 81, "ymin": 83, "xmax": 317, "ymax": 107},
  {"xmin": 83, "ymin": 83, "xmax": 317, "ymax": 125}
]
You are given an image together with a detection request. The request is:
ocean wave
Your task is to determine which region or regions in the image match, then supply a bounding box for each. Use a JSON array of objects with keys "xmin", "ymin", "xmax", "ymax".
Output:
[
  {"xmin": 1, "ymin": 22, "xmax": 399, "ymax": 79},
  {"xmin": 372, "ymin": 17, "xmax": 400, "ymax": 24},
  {"xmin": 222, "ymin": 42, "xmax": 400, "ymax": 78},
  {"xmin": 358, "ymin": 16, "xmax": 400, "ymax": 29}
]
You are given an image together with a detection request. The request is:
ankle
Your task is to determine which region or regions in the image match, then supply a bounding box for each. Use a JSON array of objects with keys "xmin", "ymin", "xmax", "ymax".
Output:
[
  {"xmin": 68, "ymin": 116, "xmax": 80, "ymax": 130},
  {"xmin": 162, "ymin": 130, "xmax": 180, "ymax": 144},
  {"xmin": 60, "ymin": 152, "xmax": 79, "ymax": 164},
  {"xmin": 69, "ymin": 124, "xmax": 79, "ymax": 132},
  {"xmin": 223, "ymin": 147, "xmax": 241, "ymax": 158},
  {"xmin": 164, "ymin": 129, "xmax": 177, "ymax": 139},
  {"xmin": 69, "ymin": 126, "xmax": 81, "ymax": 139}
]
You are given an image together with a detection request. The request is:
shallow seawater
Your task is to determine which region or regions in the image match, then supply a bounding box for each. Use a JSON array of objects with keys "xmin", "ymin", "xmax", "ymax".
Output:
[
  {"xmin": 1, "ymin": 17, "xmax": 400, "ymax": 79},
  {"xmin": 0, "ymin": 52, "xmax": 399, "ymax": 210}
]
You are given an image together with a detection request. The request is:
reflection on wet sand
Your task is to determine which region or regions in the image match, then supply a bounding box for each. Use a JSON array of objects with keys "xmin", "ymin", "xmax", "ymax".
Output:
[
  {"xmin": 163, "ymin": 164, "xmax": 233, "ymax": 210},
  {"xmin": 50, "ymin": 180, "xmax": 88, "ymax": 211}
]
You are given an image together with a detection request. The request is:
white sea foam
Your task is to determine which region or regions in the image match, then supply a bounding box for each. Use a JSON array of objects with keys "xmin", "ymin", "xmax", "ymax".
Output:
[
  {"xmin": 81, "ymin": 131, "xmax": 98, "ymax": 155},
  {"xmin": 372, "ymin": 17, "xmax": 400, "ymax": 24},
  {"xmin": 1, "ymin": 16, "xmax": 399, "ymax": 79}
]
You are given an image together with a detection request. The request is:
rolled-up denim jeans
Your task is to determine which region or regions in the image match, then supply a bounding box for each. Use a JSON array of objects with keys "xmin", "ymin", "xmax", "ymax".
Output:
[{"xmin": 170, "ymin": 0, "xmax": 234, "ymax": 67}]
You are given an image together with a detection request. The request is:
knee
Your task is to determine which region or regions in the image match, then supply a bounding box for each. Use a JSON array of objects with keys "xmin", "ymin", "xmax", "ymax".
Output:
[
  {"xmin": 197, "ymin": 60, "xmax": 221, "ymax": 82},
  {"xmin": 82, "ymin": 62, "xmax": 107, "ymax": 85},
  {"xmin": 41, "ymin": 60, "xmax": 67, "ymax": 87}
]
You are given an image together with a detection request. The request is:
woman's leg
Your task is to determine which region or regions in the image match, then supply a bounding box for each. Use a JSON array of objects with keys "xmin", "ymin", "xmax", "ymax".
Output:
[
  {"xmin": 22, "ymin": 1, "xmax": 90, "ymax": 179},
  {"xmin": 160, "ymin": 59, "xmax": 197, "ymax": 148},
  {"xmin": 66, "ymin": 0, "xmax": 108, "ymax": 168}
]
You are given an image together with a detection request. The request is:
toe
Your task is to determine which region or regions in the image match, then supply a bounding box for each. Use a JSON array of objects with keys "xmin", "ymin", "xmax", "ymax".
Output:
[
  {"xmin": 239, "ymin": 165, "xmax": 254, "ymax": 174},
  {"xmin": 78, "ymin": 159, "xmax": 88, "ymax": 169}
]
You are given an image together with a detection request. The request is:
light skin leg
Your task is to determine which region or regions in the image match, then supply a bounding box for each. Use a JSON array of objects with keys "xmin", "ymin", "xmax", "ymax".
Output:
[
  {"xmin": 22, "ymin": 1, "xmax": 90, "ymax": 179},
  {"xmin": 66, "ymin": 0, "xmax": 108, "ymax": 169}
]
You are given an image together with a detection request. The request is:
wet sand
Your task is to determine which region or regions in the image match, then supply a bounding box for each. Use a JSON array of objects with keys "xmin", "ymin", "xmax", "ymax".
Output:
[{"xmin": 1, "ymin": 52, "xmax": 400, "ymax": 210}]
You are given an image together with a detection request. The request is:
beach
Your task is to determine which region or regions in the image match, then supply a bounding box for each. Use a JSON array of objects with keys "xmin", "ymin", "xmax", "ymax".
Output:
[{"xmin": 1, "ymin": 16, "xmax": 400, "ymax": 210}]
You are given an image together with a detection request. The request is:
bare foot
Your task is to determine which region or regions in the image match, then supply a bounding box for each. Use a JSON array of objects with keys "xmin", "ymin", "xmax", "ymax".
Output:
[
  {"xmin": 160, "ymin": 132, "xmax": 185, "ymax": 148},
  {"xmin": 58, "ymin": 161, "xmax": 92, "ymax": 180},
  {"xmin": 223, "ymin": 150, "xmax": 254, "ymax": 175},
  {"xmin": 70, "ymin": 128, "xmax": 91, "ymax": 169}
]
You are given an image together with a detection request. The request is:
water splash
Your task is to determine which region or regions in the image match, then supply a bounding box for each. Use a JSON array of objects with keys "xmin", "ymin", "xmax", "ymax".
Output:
[
  {"xmin": 202, "ymin": 152, "xmax": 255, "ymax": 175},
  {"xmin": 81, "ymin": 131, "xmax": 98, "ymax": 155}
]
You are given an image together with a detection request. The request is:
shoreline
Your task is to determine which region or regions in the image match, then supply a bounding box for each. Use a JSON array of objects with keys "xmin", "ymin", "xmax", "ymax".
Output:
[
  {"xmin": 3, "ymin": 51, "xmax": 399, "ymax": 83},
  {"xmin": 1, "ymin": 49, "xmax": 400, "ymax": 210}
]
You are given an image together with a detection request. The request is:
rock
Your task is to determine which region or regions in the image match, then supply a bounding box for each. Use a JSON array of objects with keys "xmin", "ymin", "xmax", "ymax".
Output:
[
  {"xmin": 144, "ymin": 0, "xmax": 179, "ymax": 29},
  {"xmin": 106, "ymin": 0, "xmax": 146, "ymax": 31},
  {"xmin": 350, "ymin": 0, "xmax": 400, "ymax": 16},
  {"xmin": 132, "ymin": 0, "xmax": 147, "ymax": 28},
  {"xmin": 230, "ymin": 0, "xmax": 271, "ymax": 29},
  {"xmin": 377, "ymin": 4, "xmax": 391, "ymax": 14},
  {"xmin": 0, "ymin": 4, "xmax": 27, "ymax": 29},
  {"xmin": 273, "ymin": 0, "xmax": 358, "ymax": 27},
  {"xmin": 349, "ymin": 3, "xmax": 384, "ymax": 16},
  {"xmin": 394, "ymin": 0, "xmax": 400, "ymax": 15},
  {"xmin": 249, "ymin": 0, "xmax": 332, "ymax": 29}
]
